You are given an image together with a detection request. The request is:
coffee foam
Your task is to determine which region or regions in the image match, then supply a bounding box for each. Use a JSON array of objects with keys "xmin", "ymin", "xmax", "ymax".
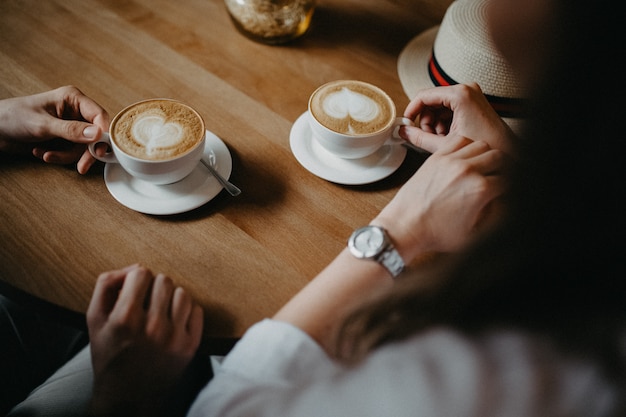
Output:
[
  {"xmin": 310, "ymin": 81, "xmax": 394, "ymax": 135},
  {"xmin": 112, "ymin": 100, "xmax": 204, "ymax": 161}
]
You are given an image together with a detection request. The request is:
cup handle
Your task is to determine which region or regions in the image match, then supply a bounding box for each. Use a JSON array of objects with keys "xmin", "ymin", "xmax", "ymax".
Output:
[
  {"xmin": 88, "ymin": 132, "xmax": 118, "ymax": 163},
  {"xmin": 386, "ymin": 117, "xmax": 415, "ymax": 145}
]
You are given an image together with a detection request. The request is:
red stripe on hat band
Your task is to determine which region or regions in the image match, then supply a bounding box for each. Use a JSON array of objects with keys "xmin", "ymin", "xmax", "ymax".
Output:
[
  {"xmin": 428, "ymin": 56, "xmax": 452, "ymax": 87},
  {"xmin": 428, "ymin": 52, "xmax": 526, "ymax": 118}
]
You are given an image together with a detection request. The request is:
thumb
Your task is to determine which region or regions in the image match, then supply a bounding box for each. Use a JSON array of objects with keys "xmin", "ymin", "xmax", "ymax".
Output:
[
  {"xmin": 398, "ymin": 125, "xmax": 444, "ymax": 154},
  {"xmin": 47, "ymin": 118, "xmax": 102, "ymax": 144}
]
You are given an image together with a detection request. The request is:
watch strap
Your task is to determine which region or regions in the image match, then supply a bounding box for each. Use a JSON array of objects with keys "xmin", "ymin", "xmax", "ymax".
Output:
[{"xmin": 377, "ymin": 243, "xmax": 405, "ymax": 278}]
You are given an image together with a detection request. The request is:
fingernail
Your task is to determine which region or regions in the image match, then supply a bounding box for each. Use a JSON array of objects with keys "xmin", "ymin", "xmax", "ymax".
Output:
[
  {"xmin": 83, "ymin": 125, "xmax": 99, "ymax": 139},
  {"xmin": 398, "ymin": 126, "xmax": 408, "ymax": 139}
]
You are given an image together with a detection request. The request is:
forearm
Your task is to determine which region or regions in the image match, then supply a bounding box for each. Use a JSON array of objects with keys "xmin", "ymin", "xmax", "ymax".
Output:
[
  {"xmin": 0, "ymin": 97, "xmax": 19, "ymax": 146},
  {"xmin": 273, "ymin": 215, "xmax": 433, "ymax": 351},
  {"xmin": 273, "ymin": 247, "xmax": 393, "ymax": 351}
]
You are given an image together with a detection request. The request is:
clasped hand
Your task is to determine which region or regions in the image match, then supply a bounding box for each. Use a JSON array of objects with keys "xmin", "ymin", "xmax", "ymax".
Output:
[{"xmin": 87, "ymin": 265, "xmax": 203, "ymax": 417}]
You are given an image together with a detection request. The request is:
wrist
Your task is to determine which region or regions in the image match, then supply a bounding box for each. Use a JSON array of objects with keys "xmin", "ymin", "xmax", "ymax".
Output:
[{"xmin": 369, "ymin": 216, "xmax": 434, "ymax": 265}]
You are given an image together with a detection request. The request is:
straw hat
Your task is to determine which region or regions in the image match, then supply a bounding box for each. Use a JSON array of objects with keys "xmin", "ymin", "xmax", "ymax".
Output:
[{"xmin": 397, "ymin": 0, "xmax": 526, "ymax": 132}]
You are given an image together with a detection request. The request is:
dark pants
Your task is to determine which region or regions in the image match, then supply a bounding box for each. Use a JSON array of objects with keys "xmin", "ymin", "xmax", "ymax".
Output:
[
  {"xmin": 0, "ymin": 285, "xmax": 236, "ymax": 416},
  {"xmin": 0, "ymin": 294, "xmax": 88, "ymax": 415}
]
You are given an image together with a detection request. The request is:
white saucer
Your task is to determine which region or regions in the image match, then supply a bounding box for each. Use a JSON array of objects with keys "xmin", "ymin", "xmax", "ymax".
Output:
[
  {"xmin": 289, "ymin": 112, "xmax": 407, "ymax": 185},
  {"xmin": 104, "ymin": 130, "xmax": 233, "ymax": 215}
]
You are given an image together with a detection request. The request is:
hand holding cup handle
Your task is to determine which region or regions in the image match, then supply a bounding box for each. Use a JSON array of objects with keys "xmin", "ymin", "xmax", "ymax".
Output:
[
  {"xmin": 88, "ymin": 132, "xmax": 118, "ymax": 164},
  {"xmin": 389, "ymin": 117, "xmax": 433, "ymax": 154},
  {"xmin": 389, "ymin": 117, "xmax": 415, "ymax": 145}
]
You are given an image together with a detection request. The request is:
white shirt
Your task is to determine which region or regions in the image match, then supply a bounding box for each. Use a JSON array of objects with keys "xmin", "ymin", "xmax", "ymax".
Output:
[{"xmin": 187, "ymin": 319, "xmax": 617, "ymax": 417}]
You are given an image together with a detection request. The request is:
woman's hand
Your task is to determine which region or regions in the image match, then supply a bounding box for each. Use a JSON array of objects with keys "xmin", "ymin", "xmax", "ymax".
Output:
[
  {"xmin": 0, "ymin": 85, "xmax": 110, "ymax": 174},
  {"xmin": 373, "ymin": 135, "xmax": 507, "ymax": 263},
  {"xmin": 87, "ymin": 265, "xmax": 204, "ymax": 417},
  {"xmin": 399, "ymin": 83, "xmax": 516, "ymax": 154}
]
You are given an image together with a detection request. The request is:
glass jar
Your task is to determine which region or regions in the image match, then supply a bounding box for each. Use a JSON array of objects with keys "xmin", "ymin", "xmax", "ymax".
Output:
[{"xmin": 224, "ymin": 0, "xmax": 316, "ymax": 45}]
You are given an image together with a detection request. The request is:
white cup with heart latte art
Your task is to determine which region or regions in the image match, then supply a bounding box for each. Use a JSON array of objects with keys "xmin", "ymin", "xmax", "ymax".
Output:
[
  {"xmin": 308, "ymin": 80, "xmax": 413, "ymax": 159},
  {"xmin": 89, "ymin": 99, "xmax": 206, "ymax": 185}
]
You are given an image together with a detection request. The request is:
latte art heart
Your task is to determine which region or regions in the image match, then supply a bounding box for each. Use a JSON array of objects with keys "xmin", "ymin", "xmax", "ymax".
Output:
[
  {"xmin": 132, "ymin": 115, "xmax": 184, "ymax": 156},
  {"xmin": 309, "ymin": 80, "xmax": 394, "ymax": 136},
  {"xmin": 322, "ymin": 87, "xmax": 380, "ymax": 125},
  {"xmin": 112, "ymin": 99, "xmax": 205, "ymax": 161}
]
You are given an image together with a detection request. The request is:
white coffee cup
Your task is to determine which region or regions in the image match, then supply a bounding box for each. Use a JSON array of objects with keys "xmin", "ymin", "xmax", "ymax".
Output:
[
  {"xmin": 308, "ymin": 80, "xmax": 414, "ymax": 159},
  {"xmin": 89, "ymin": 99, "xmax": 206, "ymax": 185}
]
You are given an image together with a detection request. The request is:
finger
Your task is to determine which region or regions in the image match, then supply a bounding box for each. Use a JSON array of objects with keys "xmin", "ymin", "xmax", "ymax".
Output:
[
  {"xmin": 149, "ymin": 273, "xmax": 175, "ymax": 320},
  {"xmin": 404, "ymin": 86, "xmax": 457, "ymax": 120},
  {"xmin": 418, "ymin": 109, "xmax": 452, "ymax": 136},
  {"xmin": 39, "ymin": 146, "xmax": 85, "ymax": 165},
  {"xmin": 171, "ymin": 287, "xmax": 192, "ymax": 323},
  {"xmin": 417, "ymin": 110, "xmax": 437, "ymax": 134},
  {"xmin": 45, "ymin": 118, "xmax": 103, "ymax": 144},
  {"xmin": 54, "ymin": 85, "xmax": 111, "ymax": 132},
  {"xmin": 34, "ymin": 145, "xmax": 96, "ymax": 174},
  {"xmin": 88, "ymin": 271, "xmax": 126, "ymax": 322},
  {"xmin": 403, "ymin": 97, "xmax": 428, "ymax": 122},
  {"xmin": 399, "ymin": 125, "xmax": 445, "ymax": 153},
  {"xmin": 87, "ymin": 265, "xmax": 141, "ymax": 325},
  {"xmin": 72, "ymin": 88, "xmax": 111, "ymax": 131},
  {"xmin": 31, "ymin": 147, "xmax": 47, "ymax": 161},
  {"xmin": 76, "ymin": 149, "xmax": 98, "ymax": 174},
  {"xmin": 171, "ymin": 287, "xmax": 203, "ymax": 353},
  {"xmin": 116, "ymin": 266, "xmax": 155, "ymax": 316},
  {"xmin": 434, "ymin": 118, "xmax": 450, "ymax": 135},
  {"xmin": 187, "ymin": 304, "xmax": 204, "ymax": 349}
]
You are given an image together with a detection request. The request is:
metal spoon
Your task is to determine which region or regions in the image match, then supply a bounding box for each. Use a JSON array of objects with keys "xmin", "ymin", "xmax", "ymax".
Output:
[{"xmin": 200, "ymin": 157, "xmax": 241, "ymax": 196}]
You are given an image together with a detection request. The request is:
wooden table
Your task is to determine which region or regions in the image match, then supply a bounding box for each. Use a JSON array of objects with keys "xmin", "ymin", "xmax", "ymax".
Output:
[{"xmin": 0, "ymin": 0, "xmax": 451, "ymax": 339}]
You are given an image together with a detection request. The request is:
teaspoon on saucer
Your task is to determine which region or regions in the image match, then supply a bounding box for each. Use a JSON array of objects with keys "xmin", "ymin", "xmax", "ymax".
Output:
[{"xmin": 201, "ymin": 157, "xmax": 241, "ymax": 196}]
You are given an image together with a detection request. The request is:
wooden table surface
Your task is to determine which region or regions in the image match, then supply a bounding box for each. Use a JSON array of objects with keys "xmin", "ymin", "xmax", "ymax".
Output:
[{"xmin": 0, "ymin": 0, "xmax": 451, "ymax": 338}]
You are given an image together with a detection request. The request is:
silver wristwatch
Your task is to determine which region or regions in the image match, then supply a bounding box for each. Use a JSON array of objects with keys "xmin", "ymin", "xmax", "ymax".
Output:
[{"xmin": 348, "ymin": 225, "xmax": 405, "ymax": 278}]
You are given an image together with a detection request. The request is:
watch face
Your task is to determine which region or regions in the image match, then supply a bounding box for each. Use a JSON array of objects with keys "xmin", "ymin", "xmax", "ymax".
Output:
[{"xmin": 352, "ymin": 226, "xmax": 385, "ymax": 258}]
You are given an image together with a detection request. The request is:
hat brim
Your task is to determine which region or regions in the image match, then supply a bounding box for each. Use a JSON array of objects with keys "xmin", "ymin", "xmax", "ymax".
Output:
[
  {"xmin": 398, "ymin": 26, "xmax": 439, "ymax": 100},
  {"xmin": 397, "ymin": 26, "xmax": 524, "ymax": 134}
]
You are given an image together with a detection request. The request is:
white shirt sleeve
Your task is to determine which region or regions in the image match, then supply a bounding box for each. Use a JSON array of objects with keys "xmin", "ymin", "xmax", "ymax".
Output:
[{"xmin": 187, "ymin": 319, "xmax": 617, "ymax": 417}]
